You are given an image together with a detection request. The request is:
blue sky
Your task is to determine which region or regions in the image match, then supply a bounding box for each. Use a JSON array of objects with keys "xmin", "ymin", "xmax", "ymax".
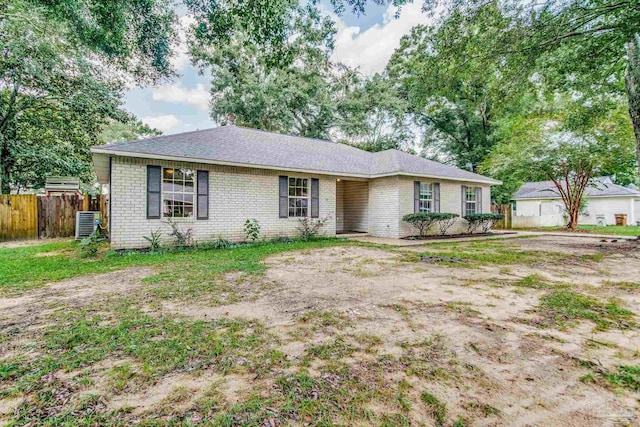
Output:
[{"xmin": 124, "ymin": 1, "xmax": 432, "ymax": 135}]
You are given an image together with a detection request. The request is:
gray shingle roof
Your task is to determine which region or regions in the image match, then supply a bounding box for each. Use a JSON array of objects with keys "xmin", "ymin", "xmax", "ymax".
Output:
[
  {"xmin": 513, "ymin": 177, "xmax": 640, "ymax": 199},
  {"xmin": 92, "ymin": 125, "xmax": 500, "ymax": 184}
]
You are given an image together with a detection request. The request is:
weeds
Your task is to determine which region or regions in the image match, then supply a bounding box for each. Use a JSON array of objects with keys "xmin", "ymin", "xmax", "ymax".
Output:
[{"xmin": 535, "ymin": 290, "xmax": 635, "ymax": 330}]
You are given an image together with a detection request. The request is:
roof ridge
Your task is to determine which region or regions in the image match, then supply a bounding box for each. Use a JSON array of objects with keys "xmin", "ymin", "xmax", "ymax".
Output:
[{"xmin": 101, "ymin": 126, "xmax": 219, "ymax": 148}]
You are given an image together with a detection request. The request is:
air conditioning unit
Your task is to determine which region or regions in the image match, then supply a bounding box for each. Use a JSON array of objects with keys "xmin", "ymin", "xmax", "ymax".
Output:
[{"xmin": 75, "ymin": 211, "xmax": 102, "ymax": 239}]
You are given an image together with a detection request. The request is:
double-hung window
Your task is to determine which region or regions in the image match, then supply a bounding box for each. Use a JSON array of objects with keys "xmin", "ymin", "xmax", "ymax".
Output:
[
  {"xmin": 419, "ymin": 183, "xmax": 433, "ymax": 213},
  {"xmin": 162, "ymin": 168, "xmax": 195, "ymax": 218},
  {"xmin": 464, "ymin": 186, "xmax": 477, "ymax": 215},
  {"xmin": 288, "ymin": 177, "xmax": 309, "ymax": 217}
]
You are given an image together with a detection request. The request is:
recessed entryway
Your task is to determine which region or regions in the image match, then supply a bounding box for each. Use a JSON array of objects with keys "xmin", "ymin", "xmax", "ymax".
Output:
[{"xmin": 336, "ymin": 179, "xmax": 369, "ymax": 234}]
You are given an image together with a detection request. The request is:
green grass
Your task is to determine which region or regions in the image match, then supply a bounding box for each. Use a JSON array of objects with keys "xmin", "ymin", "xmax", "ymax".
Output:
[
  {"xmin": 535, "ymin": 290, "xmax": 635, "ymax": 330},
  {"xmin": 606, "ymin": 365, "xmax": 640, "ymax": 391},
  {"xmin": 517, "ymin": 225, "xmax": 640, "ymax": 237},
  {"xmin": 0, "ymin": 300, "xmax": 281, "ymax": 399},
  {"xmin": 406, "ymin": 239, "xmax": 602, "ymax": 267},
  {"xmin": 421, "ymin": 392, "xmax": 447, "ymax": 426},
  {"xmin": 0, "ymin": 238, "xmax": 348, "ymax": 293}
]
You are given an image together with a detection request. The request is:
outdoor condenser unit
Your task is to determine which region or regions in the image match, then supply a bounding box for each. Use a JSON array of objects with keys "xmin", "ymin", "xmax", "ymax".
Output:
[{"xmin": 75, "ymin": 211, "xmax": 102, "ymax": 239}]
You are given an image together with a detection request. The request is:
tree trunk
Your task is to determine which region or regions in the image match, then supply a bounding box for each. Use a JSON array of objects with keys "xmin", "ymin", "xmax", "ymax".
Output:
[{"xmin": 626, "ymin": 33, "xmax": 640, "ymax": 182}]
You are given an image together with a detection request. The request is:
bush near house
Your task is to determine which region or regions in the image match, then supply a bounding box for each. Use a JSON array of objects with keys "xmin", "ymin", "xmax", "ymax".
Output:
[
  {"xmin": 464, "ymin": 213, "xmax": 505, "ymax": 234},
  {"xmin": 402, "ymin": 213, "xmax": 460, "ymax": 237}
]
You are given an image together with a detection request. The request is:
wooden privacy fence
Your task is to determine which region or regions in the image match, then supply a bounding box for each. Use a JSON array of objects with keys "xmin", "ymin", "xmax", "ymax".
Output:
[
  {"xmin": 491, "ymin": 204, "xmax": 512, "ymax": 229},
  {"xmin": 0, "ymin": 195, "xmax": 38, "ymax": 240},
  {"xmin": 0, "ymin": 194, "xmax": 108, "ymax": 241}
]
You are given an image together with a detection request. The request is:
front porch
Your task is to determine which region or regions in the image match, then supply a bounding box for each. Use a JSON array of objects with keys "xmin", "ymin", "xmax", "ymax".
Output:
[{"xmin": 335, "ymin": 179, "xmax": 369, "ymax": 234}]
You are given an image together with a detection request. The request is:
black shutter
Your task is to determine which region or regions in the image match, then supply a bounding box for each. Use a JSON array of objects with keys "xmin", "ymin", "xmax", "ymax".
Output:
[
  {"xmin": 147, "ymin": 165, "xmax": 161, "ymax": 219},
  {"xmin": 197, "ymin": 170, "xmax": 209, "ymax": 220},
  {"xmin": 414, "ymin": 181, "xmax": 420, "ymax": 213},
  {"xmin": 311, "ymin": 178, "xmax": 319, "ymax": 218},
  {"xmin": 433, "ymin": 183, "xmax": 441, "ymax": 213},
  {"xmin": 279, "ymin": 176, "xmax": 288, "ymax": 218},
  {"xmin": 461, "ymin": 185, "xmax": 467, "ymax": 216},
  {"xmin": 476, "ymin": 187, "xmax": 482, "ymax": 213}
]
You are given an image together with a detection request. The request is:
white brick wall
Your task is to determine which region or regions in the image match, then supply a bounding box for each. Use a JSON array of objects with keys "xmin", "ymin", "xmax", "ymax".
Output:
[
  {"xmin": 110, "ymin": 157, "xmax": 336, "ymax": 249},
  {"xmin": 109, "ymin": 156, "xmax": 495, "ymax": 247},
  {"xmin": 396, "ymin": 176, "xmax": 492, "ymax": 237},
  {"xmin": 368, "ymin": 176, "xmax": 401, "ymax": 238}
]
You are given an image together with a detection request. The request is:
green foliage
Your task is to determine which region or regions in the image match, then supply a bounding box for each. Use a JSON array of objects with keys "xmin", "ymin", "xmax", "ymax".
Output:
[
  {"xmin": 607, "ymin": 365, "xmax": 640, "ymax": 391},
  {"xmin": 402, "ymin": 212, "xmax": 460, "ymax": 237},
  {"xmin": 142, "ymin": 228, "xmax": 163, "ymax": 253},
  {"xmin": 207, "ymin": 237, "xmax": 238, "ymax": 250},
  {"xmin": 388, "ymin": 3, "xmax": 520, "ymax": 171},
  {"xmin": 463, "ymin": 213, "xmax": 504, "ymax": 234},
  {"xmin": 79, "ymin": 231, "xmax": 105, "ymax": 258},
  {"xmin": 0, "ymin": 0, "xmax": 177, "ymax": 193},
  {"xmin": 297, "ymin": 216, "xmax": 329, "ymax": 241},
  {"xmin": 243, "ymin": 219, "xmax": 261, "ymax": 242},
  {"xmin": 165, "ymin": 218, "xmax": 195, "ymax": 249},
  {"xmin": 98, "ymin": 116, "xmax": 161, "ymax": 144},
  {"xmin": 421, "ymin": 392, "xmax": 447, "ymax": 426},
  {"xmin": 537, "ymin": 290, "xmax": 635, "ymax": 330}
]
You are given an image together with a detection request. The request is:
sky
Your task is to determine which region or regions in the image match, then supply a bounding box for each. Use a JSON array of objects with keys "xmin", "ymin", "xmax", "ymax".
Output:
[{"xmin": 124, "ymin": 1, "xmax": 433, "ymax": 135}]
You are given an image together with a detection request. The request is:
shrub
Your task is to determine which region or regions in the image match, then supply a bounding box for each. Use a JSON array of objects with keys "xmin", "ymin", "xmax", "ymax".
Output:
[
  {"xmin": 435, "ymin": 213, "xmax": 459, "ymax": 236},
  {"xmin": 270, "ymin": 236, "xmax": 295, "ymax": 244},
  {"xmin": 297, "ymin": 216, "xmax": 329, "ymax": 241},
  {"xmin": 463, "ymin": 213, "xmax": 504, "ymax": 234},
  {"xmin": 403, "ymin": 213, "xmax": 460, "ymax": 237},
  {"xmin": 209, "ymin": 237, "xmax": 238, "ymax": 249},
  {"xmin": 165, "ymin": 218, "xmax": 195, "ymax": 248},
  {"xmin": 143, "ymin": 228, "xmax": 163, "ymax": 252},
  {"xmin": 79, "ymin": 229, "xmax": 106, "ymax": 257},
  {"xmin": 243, "ymin": 219, "xmax": 261, "ymax": 242}
]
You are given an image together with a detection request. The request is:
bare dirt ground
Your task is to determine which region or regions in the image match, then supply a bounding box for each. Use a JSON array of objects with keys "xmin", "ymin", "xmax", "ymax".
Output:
[{"xmin": 1, "ymin": 235, "xmax": 639, "ymax": 426}]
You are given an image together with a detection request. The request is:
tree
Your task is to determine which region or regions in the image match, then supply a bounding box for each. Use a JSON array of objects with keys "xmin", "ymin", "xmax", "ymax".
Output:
[
  {"xmin": 0, "ymin": 0, "xmax": 177, "ymax": 193},
  {"xmin": 336, "ymin": 74, "xmax": 414, "ymax": 152},
  {"xmin": 189, "ymin": 3, "xmax": 345, "ymax": 139},
  {"xmin": 482, "ymin": 96, "xmax": 637, "ymax": 229},
  {"xmin": 387, "ymin": 2, "xmax": 522, "ymax": 170},
  {"xmin": 99, "ymin": 116, "xmax": 161, "ymax": 144},
  {"xmin": 419, "ymin": 0, "xmax": 640, "ymax": 178}
]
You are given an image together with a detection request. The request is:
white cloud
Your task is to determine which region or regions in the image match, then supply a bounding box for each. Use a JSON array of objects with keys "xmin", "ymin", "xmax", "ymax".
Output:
[
  {"xmin": 330, "ymin": 2, "xmax": 436, "ymax": 75},
  {"xmin": 141, "ymin": 114, "xmax": 181, "ymax": 132},
  {"xmin": 151, "ymin": 83, "xmax": 210, "ymax": 110},
  {"xmin": 171, "ymin": 15, "xmax": 196, "ymax": 71}
]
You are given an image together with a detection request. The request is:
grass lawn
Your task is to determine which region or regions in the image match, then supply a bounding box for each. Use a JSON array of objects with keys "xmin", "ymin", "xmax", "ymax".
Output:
[
  {"xmin": 513, "ymin": 225, "xmax": 640, "ymax": 236},
  {"xmin": 1, "ymin": 235, "xmax": 639, "ymax": 425}
]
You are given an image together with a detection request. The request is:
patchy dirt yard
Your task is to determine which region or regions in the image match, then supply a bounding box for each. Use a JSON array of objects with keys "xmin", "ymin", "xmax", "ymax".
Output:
[{"xmin": 1, "ymin": 235, "xmax": 639, "ymax": 426}]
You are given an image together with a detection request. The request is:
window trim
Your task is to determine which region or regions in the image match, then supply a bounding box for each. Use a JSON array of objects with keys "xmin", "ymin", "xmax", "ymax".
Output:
[
  {"xmin": 464, "ymin": 186, "xmax": 477, "ymax": 216},
  {"xmin": 419, "ymin": 182, "xmax": 433, "ymax": 213},
  {"xmin": 161, "ymin": 167, "xmax": 197, "ymax": 219},
  {"xmin": 287, "ymin": 176, "xmax": 310, "ymax": 218}
]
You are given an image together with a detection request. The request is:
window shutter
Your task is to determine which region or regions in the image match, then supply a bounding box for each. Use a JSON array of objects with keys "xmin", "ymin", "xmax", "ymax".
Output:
[
  {"xmin": 147, "ymin": 165, "xmax": 161, "ymax": 219},
  {"xmin": 414, "ymin": 181, "xmax": 420, "ymax": 213},
  {"xmin": 476, "ymin": 187, "xmax": 482, "ymax": 213},
  {"xmin": 279, "ymin": 176, "xmax": 288, "ymax": 218},
  {"xmin": 461, "ymin": 185, "xmax": 467, "ymax": 216},
  {"xmin": 433, "ymin": 183, "xmax": 441, "ymax": 213},
  {"xmin": 197, "ymin": 170, "xmax": 209, "ymax": 220},
  {"xmin": 311, "ymin": 178, "xmax": 319, "ymax": 218}
]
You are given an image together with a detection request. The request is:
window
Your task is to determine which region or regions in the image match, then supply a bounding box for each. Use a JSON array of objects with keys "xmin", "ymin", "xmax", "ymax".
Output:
[
  {"xmin": 419, "ymin": 183, "xmax": 433, "ymax": 213},
  {"xmin": 464, "ymin": 186, "xmax": 477, "ymax": 215},
  {"xmin": 288, "ymin": 177, "xmax": 309, "ymax": 217},
  {"xmin": 162, "ymin": 168, "xmax": 195, "ymax": 218}
]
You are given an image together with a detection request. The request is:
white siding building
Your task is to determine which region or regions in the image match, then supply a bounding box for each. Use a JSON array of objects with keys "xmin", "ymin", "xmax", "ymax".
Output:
[{"xmin": 512, "ymin": 177, "xmax": 640, "ymax": 228}]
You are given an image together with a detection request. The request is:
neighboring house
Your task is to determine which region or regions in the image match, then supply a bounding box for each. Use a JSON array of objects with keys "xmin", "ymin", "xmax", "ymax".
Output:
[
  {"xmin": 91, "ymin": 125, "xmax": 501, "ymax": 249},
  {"xmin": 512, "ymin": 177, "xmax": 640, "ymax": 227}
]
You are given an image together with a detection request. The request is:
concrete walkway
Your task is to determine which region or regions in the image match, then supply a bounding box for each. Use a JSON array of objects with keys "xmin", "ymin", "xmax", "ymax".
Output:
[{"xmin": 348, "ymin": 230, "xmax": 638, "ymax": 247}]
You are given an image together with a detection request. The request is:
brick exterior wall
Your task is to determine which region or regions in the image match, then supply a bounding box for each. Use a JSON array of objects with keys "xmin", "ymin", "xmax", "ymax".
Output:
[
  {"xmin": 109, "ymin": 156, "xmax": 494, "ymax": 248},
  {"xmin": 110, "ymin": 157, "xmax": 337, "ymax": 249},
  {"xmin": 396, "ymin": 176, "xmax": 492, "ymax": 237}
]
